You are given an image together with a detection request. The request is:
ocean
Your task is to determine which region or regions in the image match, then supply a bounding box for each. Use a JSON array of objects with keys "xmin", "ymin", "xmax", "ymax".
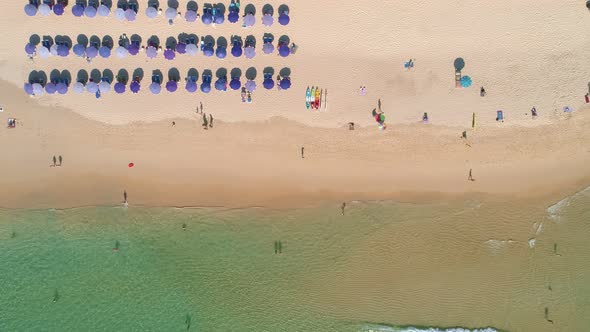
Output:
[{"xmin": 1, "ymin": 191, "xmax": 589, "ymax": 331}]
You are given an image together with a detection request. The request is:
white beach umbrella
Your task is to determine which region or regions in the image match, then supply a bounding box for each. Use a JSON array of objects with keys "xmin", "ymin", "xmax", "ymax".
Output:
[
  {"xmin": 38, "ymin": 46, "xmax": 50, "ymax": 58},
  {"xmin": 116, "ymin": 46, "xmax": 128, "ymax": 58},
  {"xmin": 50, "ymin": 44, "xmax": 59, "ymax": 56},
  {"xmin": 32, "ymin": 83, "xmax": 44, "ymax": 95},
  {"xmin": 99, "ymin": 81, "xmax": 111, "ymax": 93},
  {"xmin": 73, "ymin": 82, "xmax": 85, "ymax": 93},
  {"xmin": 38, "ymin": 4, "xmax": 51, "ymax": 16},
  {"xmin": 115, "ymin": 8, "xmax": 125, "ymax": 21},
  {"xmin": 186, "ymin": 44, "xmax": 198, "ymax": 56},
  {"xmin": 165, "ymin": 7, "xmax": 177, "ymax": 19}
]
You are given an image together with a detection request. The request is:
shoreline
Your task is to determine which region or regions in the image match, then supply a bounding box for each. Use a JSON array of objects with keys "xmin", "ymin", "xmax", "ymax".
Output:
[{"xmin": 1, "ymin": 82, "xmax": 590, "ymax": 210}]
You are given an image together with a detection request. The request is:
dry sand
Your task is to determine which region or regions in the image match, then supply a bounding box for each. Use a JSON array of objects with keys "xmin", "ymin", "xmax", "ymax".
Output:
[{"xmin": 0, "ymin": 0, "xmax": 590, "ymax": 208}]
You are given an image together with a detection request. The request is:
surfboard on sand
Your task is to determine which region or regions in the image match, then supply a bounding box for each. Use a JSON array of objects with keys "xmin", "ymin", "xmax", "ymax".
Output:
[
  {"xmin": 305, "ymin": 86, "xmax": 310, "ymax": 109},
  {"xmin": 315, "ymin": 88, "xmax": 320, "ymax": 109},
  {"xmin": 310, "ymin": 87, "xmax": 316, "ymax": 109},
  {"xmin": 324, "ymin": 89, "xmax": 328, "ymax": 111}
]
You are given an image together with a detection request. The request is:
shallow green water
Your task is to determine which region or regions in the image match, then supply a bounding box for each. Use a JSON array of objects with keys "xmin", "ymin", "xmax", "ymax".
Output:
[{"xmin": 0, "ymin": 193, "xmax": 588, "ymax": 331}]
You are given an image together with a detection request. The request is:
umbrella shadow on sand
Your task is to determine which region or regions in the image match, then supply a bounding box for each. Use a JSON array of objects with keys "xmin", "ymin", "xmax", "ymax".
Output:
[
  {"xmin": 102, "ymin": 35, "xmax": 114, "ymax": 49},
  {"xmin": 167, "ymin": 0, "xmax": 179, "ymax": 9},
  {"xmin": 230, "ymin": 68, "xmax": 242, "ymax": 79},
  {"xmin": 262, "ymin": 4, "xmax": 273, "ymax": 15},
  {"xmin": 90, "ymin": 69, "xmax": 102, "ymax": 83},
  {"xmin": 28, "ymin": 70, "xmax": 47, "ymax": 85},
  {"xmin": 117, "ymin": 69, "xmax": 129, "ymax": 84},
  {"xmin": 202, "ymin": 69, "xmax": 213, "ymax": 79},
  {"xmin": 454, "ymin": 57, "xmax": 465, "ymax": 72},
  {"xmin": 132, "ymin": 68, "xmax": 144, "ymax": 82},
  {"xmin": 29, "ymin": 34, "xmax": 41, "ymax": 46},
  {"xmin": 263, "ymin": 66, "xmax": 275, "ymax": 76},
  {"xmin": 89, "ymin": 35, "xmax": 101, "ymax": 48},
  {"xmin": 60, "ymin": 70, "xmax": 72, "ymax": 84},
  {"xmin": 148, "ymin": 0, "xmax": 160, "ymax": 9},
  {"xmin": 102, "ymin": 69, "xmax": 114, "ymax": 83},
  {"xmin": 166, "ymin": 36, "xmax": 178, "ymax": 49},
  {"xmin": 130, "ymin": 34, "xmax": 142, "ymax": 46},
  {"xmin": 245, "ymin": 67, "xmax": 257, "ymax": 80},
  {"xmin": 147, "ymin": 35, "xmax": 161, "ymax": 48},
  {"xmin": 215, "ymin": 68, "xmax": 227, "ymax": 79},
  {"xmin": 152, "ymin": 69, "xmax": 163, "ymax": 82},
  {"xmin": 203, "ymin": 35, "xmax": 215, "ymax": 47},
  {"xmin": 55, "ymin": 35, "xmax": 72, "ymax": 48},
  {"xmin": 50, "ymin": 69, "xmax": 61, "ymax": 83},
  {"xmin": 278, "ymin": 35, "xmax": 290, "ymax": 45},
  {"xmin": 245, "ymin": 35, "xmax": 256, "ymax": 47},
  {"xmin": 168, "ymin": 68, "xmax": 181, "ymax": 81},
  {"xmin": 102, "ymin": 0, "xmax": 113, "ymax": 8},
  {"xmin": 216, "ymin": 36, "xmax": 228, "ymax": 49},
  {"xmin": 77, "ymin": 34, "xmax": 89, "ymax": 47},
  {"xmin": 186, "ymin": 1, "xmax": 197, "ymax": 12},
  {"xmin": 244, "ymin": 3, "xmax": 255, "ymax": 15},
  {"xmin": 278, "ymin": 4, "xmax": 289, "ymax": 15},
  {"xmin": 186, "ymin": 68, "xmax": 199, "ymax": 81},
  {"xmin": 279, "ymin": 67, "xmax": 291, "ymax": 77},
  {"xmin": 77, "ymin": 0, "xmax": 88, "ymax": 7},
  {"xmin": 77, "ymin": 69, "xmax": 89, "ymax": 84}
]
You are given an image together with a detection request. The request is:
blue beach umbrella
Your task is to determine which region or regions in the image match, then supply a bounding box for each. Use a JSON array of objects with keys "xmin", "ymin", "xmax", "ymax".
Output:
[
  {"xmin": 24, "ymin": 4, "xmax": 37, "ymax": 16},
  {"xmin": 45, "ymin": 82, "xmax": 57, "ymax": 94},
  {"xmin": 176, "ymin": 43, "xmax": 187, "ymax": 54},
  {"xmin": 73, "ymin": 82, "xmax": 85, "ymax": 93},
  {"xmin": 116, "ymin": 46, "xmax": 128, "ymax": 58},
  {"xmin": 146, "ymin": 46, "xmax": 158, "ymax": 58},
  {"xmin": 262, "ymin": 14, "xmax": 273, "ymax": 26},
  {"xmin": 278, "ymin": 13, "xmax": 290, "ymax": 25},
  {"xmin": 460, "ymin": 75, "xmax": 472, "ymax": 88},
  {"xmin": 216, "ymin": 47, "xmax": 227, "ymax": 59},
  {"xmin": 53, "ymin": 4, "xmax": 65, "ymax": 15},
  {"xmin": 228, "ymin": 11, "xmax": 239, "ymax": 23},
  {"xmin": 125, "ymin": 9, "xmax": 137, "ymax": 21},
  {"xmin": 149, "ymin": 82, "xmax": 161, "ymax": 94},
  {"xmin": 24, "ymin": 83, "xmax": 34, "ymax": 95},
  {"xmin": 86, "ymin": 46, "xmax": 98, "ymax": 58},
  {"xmin": 146, "ymin": 6, "xmax": 158, "ymax": 18},
  {"xmin": 185, "ymin": 81, "xmax": 197, "ymax": 93},
  {"xmin": 279, "ymin": 45, "xmax": 290, "ymax": 57},
  {"xmin": 244, "ymin": 46, "xmax": 255, "ymax": 59},
  {"xmin": 245, "ymin": 80, "xmax": 256, "ymax": 91},
  {"xmin": 164, "ymin": 49, "xmax": 176, "ymax": 60},
  {"xmin": 73, "ymin": 44, "xmax": 86, "ymax": 57},
  {"xmin": 72, "ymin": 4, "xmax": 85, "ymax": 17},
  {"xmin": 56, "ymin": 82, "xmax": 68, "ymax": 94},
  {"xmin": 231, "ymin": 45, "xmax": 242, "ymax": 57},
  {"xmin": 280, "ymin": 78, "xmax": 291, "ymax": 90},
  {"xmin": 130, "ymin": 81, "xmax": 140, "ymax": 93},
  {"xmin": 114, "ymin": 82, "xmax": 125, "ymax": 94},
  {"xmin": 115, "ymin": 8, "xmax": 125, "ymax": 20},
  {"xmin": 202, "ymin": 45, "xmax": 214, "ymax": 57},
  {"xmin": 229, "ymin": 78, "xmax": 241, "ymax": 90},
  {"xmin": 215, "ymin": 78, "xmax": 227, "ymax": 91},
  {"xmin": 98, "ymin": 5, "xmax": 110, "ymax": 17},
  {"xmin": 201, "ymin": 82, "xmax": 211, "ymax": 93},
  {"xmin": 99, "ymin": 81, "xmax": 111, "ymax": 93},
  {"xmin": 243, "ymin": 13, "xmax": 255, "ymax": 27},
  {"xmin": 25, "ymin": 43, "xmax": 36, "ymax": 55},
  {"xmin": 85, "ymin": 5, "xmax": 97, "ymax": 18},
  {"xmin": 57, "ymin": 45, "xmax": 69, "ymax": 57},
  {"xmin": 185, "ymin": 10, "xmax": 197, "ymax": 22},
  {"xmin": 202, "ymin": 13, "xmax": 213, "ymax": 25},
  {"xmin": 165, "ymin": 7, "xmax": 177, "ymax": 20},
  {"xmin": 214, "ymin": 12, "xmax": 224, "ymax": 24},
  {"xmin": 263, "ymin": 78, "xmax": 274, "ymax": 90},
  {"xmin": 263, "ymin": 43, "xmax": 274, "ymax": 54},
  {"xmin": 128, "ymin": 44, "xmax": 139, "ymax": 55},
  {"xmin": 99, "ymin": 46, "xmax": 111, "ymax": 58},
  {"xmin": 86, "ymin": 82, "xmax": 99, "ymax": 93},
  {"xmin": 166, "ymin": 81, "xmax": 178, "ymax": 92}
]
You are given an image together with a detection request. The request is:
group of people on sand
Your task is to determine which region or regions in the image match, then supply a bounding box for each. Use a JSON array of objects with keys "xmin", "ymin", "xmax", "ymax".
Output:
[
  {"xmin": 192, "ymin": 102, "xmax": 213, "ymax": 129},
  {"xmin": 241, "ymin": 87, "xmax": 252, "ymax": 103},
  {"xmin": 50, "ymin": 155, "xmax": 63, "ymax": 167}
]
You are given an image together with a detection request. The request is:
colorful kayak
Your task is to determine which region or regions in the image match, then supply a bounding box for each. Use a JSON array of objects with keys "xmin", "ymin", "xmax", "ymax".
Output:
[
  {"xmin": 305, "ymin": 86, "xmax": 310, "ymax": 109},
  {"xmin": 310, "ymin": 86, "xmax": 316, "ymax": 109},
  {"xmin": 315, "ymin": 88, "xmax": 320, "ymax": 109}
]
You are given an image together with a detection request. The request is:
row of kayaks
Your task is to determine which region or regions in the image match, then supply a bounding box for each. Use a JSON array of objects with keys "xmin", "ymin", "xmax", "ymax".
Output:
[{"xmin": 305, "ymin": 86, "xmax": 327, "ymax": 110}]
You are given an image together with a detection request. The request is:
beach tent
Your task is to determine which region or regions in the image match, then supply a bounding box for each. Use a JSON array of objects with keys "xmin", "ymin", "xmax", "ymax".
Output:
[
  {"xmin": 229, "ymin": 78, "xmax": 241, "ymax": 90},
  {"xmin": 166, "ymin": 81, "xmax": 178, "ymax": 92},
  {"xmin": 243, "ymin": 13, "xmax": 255, "ymax": 27},
  {"xmin": 53, "ymin": 4, "xmax": 65, "ymax": 15},
  {"xmin": 130, "ymin": 81, "xmax": 140, "ymax": 93},
  {"xmin": 244, "ymin": 46, "xmax": 255, "ymax": 59},
  {"xmin": 72, "ymin": 4, "xmax": 85, "ymax": 17},
  {"xmin": 25, "ymin": 4, "xmax": 37, "ymax": 16},
  {"xmin": 164, "ymin": 49, "xmax": 176, "ymax": 60},
  {"xmin": 278, "ymin": 13, "xmax": 290, "ymax": 26},
  {"xmin": 245, "ymin": 80, "xmax": 256, "ymax": 91}
]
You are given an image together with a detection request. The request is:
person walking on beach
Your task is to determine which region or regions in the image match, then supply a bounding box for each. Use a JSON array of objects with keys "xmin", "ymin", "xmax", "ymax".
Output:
[
  {"xmin": 378, "ymin": 99, "xmax": 382, "ymax": 112},
  {"xmin": 123, "ymin": 190, "xmax": 127, "ymax": 203},
  {"xmin": 341, "ymin": 202, "xmax": 346, "ymax": 215},
  {"xmin": 202, "ymin": 113, "xmax": 208, "ymax": 129},
  {"xmin": 209, "ymin": 114, "xmax": 213, "ymax": 128},
  {"xmin": 301, "ymin": 146, "xmax": 305, "ymax": 159},
  {"xmin": 468, "ymin": 169, "xmax": 475, "ymax": 181},
  {"xmin": 51, "ymin": 155, "xmax": 56, "ymax": 167},
  {"xmin": 480, "ymin": 87, "xmax": 486, "ymax": 97},
  {"xmin": 200, "ymin": 102, "xmax": 203, "ymax": 113}
]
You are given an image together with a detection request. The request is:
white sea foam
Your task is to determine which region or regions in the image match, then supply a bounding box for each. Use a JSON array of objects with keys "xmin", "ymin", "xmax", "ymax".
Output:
[
  {"xmin": 547, "ymin": 186, "xmax": 590, "ymax": 221},
  {"xmin": 528, "ymin": 238, "xmax": 536, "ymax": 248},
  {"xmin": 362, "ymin": 325, "xmax": 499, "ymax": 332},
  {"xmin": 484, "ymin": 239, "xmax": 516, "ymax": 253}
]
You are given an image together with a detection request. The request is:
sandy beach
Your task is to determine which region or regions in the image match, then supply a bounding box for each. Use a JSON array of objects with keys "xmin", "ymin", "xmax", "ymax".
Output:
[{"xmin": 1, "ymin": 1, "xmax": 590, "ymax": 208}]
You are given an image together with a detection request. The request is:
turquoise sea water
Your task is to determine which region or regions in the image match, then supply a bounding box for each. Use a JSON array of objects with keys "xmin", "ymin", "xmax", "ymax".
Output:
[{"xmin": 1, "ymin": 193, "xmax": 589, "ymax": 331}]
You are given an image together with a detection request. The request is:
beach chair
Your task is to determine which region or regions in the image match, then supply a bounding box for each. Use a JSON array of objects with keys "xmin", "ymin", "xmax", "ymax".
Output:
[
  {"xmin": 496, "ymin": 110, "xmax": 504, "ymax": 122},
  {"xmin": 455, "ymin": 71, "xmax": 462, "ymax": 88}
]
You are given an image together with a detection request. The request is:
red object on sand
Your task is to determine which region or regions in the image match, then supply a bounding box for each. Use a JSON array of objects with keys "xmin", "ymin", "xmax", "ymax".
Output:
[
  {"xmin": 585, "ymin": 94, "xmax": 589, "ymax": 103},
  {"xmin": 128, "ymin": 163, "xmax": 134, "ymax": 168}
]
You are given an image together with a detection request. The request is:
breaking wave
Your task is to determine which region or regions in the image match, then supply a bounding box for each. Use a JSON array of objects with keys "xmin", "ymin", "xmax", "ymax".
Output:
[{"xmin": 360, "ymin": 324, "xmax": 501, "ymax": 332}]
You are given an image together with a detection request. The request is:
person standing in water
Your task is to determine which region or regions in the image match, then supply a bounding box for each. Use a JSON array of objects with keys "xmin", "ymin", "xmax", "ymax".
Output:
[
  {"xmin": 468, "ymin": 169, "xmax": 475, "ymax": 181},
  {"xmin": 123, "ymin": 190, "xmax": 127, "ymax": 203},
  {"xmin": 51, "ymin": 155, "xmax": 57, "ymax": 167},
  {"xmin": 58, "ymin": 155, "xmax": 62, "ymax": 166},
  {"xmin": 341, "ymin": 202, "xmax": 346, "ymax": 215}
]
